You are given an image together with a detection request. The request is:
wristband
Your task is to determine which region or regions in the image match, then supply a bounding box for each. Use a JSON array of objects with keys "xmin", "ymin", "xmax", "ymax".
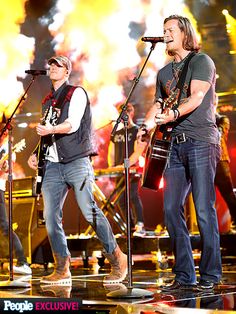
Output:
[
  {"xmin": 172, "ymin": 108, "xmax": 180, "ymax": 121},
  {"xmin": 175, "ymin": 108, "xmax": 180, "ymax": 119}
]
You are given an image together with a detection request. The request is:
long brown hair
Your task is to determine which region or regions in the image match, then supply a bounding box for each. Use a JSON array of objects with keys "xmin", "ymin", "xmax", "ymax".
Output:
[{"xmin": 164, "ymin": 15, "xmax": 200, "ymax": 55}]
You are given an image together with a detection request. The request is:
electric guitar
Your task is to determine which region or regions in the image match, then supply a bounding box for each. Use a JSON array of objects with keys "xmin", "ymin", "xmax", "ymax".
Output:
[
  {"xmin": 0, "ymin": 138, "xmax": 26, "ymax": 166},
  {"xmin": 35, "ymin": 106, "xmax": 52, "ymax": 195},
  {"xmin": 141, "ymin": 90, "xmax": 178, "ymax": 191}
]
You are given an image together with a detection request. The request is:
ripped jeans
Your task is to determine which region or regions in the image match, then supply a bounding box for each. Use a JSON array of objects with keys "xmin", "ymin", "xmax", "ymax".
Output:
[{"xmin": 42, "ymin": 157, "xmax": 117, "ymax": 257}]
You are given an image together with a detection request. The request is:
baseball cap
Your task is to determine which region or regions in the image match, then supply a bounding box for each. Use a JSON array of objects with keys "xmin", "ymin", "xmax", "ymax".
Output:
[{"xmin": 48, "ymin": 55, "xmax": 72, "ymax": 74}]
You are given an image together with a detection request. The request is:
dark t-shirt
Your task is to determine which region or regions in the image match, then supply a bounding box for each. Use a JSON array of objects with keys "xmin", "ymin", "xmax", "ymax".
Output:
[
  {"xmin": 111, "ymin": 125, "xmax": 139, "ymax": 166},
  {"xmin": 155, "ymin": 52, "xmax": 220, "ymax": 145}
]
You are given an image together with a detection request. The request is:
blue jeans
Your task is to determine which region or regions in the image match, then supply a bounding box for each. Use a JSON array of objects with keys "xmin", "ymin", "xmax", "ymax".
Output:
[
  {"xmin": 42, "ymin": 157, "xmax": 117, "ymax": 257},
  {"xmin": 163, "ymin": 137, "xmax": 222, "ymax": 284}
]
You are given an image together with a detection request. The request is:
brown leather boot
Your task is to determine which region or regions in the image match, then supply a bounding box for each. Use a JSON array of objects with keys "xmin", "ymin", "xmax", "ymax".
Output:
[
  {"xmin": 40, "ymin": 254, "xmax": 71, "ymax": 285},
  {"xmin": 103, "ymin": 245, "xmax": 127, "ymax": 283}
]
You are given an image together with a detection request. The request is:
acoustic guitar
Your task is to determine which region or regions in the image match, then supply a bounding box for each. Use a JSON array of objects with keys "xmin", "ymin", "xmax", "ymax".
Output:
[{"xmin": 141, "ymin": 90, "xmax": 178, "ymax": 191}]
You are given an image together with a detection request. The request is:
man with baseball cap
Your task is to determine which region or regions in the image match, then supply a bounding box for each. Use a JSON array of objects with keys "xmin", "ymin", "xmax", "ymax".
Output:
[
  {"xmin": 48, "ymin": 55, "xmax": 72, "ymax": 75},
  {"xmin": 28, "ymin": 55, "xmax": 127, "ymax": 285}
]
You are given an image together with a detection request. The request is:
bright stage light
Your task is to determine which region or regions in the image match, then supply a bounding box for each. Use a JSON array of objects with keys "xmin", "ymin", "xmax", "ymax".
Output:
[{"xmin": 222, "ymin": 9, "xmax": 229, "ymax": 16}]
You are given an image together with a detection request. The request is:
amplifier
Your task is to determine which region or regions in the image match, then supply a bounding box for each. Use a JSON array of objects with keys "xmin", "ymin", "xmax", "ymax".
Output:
[
  {"xmin": 0, "ymin": 196, "xmax": 49, "ymax": 264},
  {"xmin": 5, "ymin": 176, "xmax": 36, "ymax": 198}
]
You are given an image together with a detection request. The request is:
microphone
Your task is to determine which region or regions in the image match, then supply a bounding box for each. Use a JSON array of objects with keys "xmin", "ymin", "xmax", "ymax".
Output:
[
  {"xmin": 25, "ymin": 70, "xmax": 48, "ymax": 75},
  {"xmin": 141, "ymin": 36, "xmax": 165, "ymax": 43}
]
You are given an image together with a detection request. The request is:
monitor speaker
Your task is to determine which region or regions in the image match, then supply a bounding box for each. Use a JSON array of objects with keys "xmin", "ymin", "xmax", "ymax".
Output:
[{"xmin": 0, "ymin": 196, "xmax": 49, "ymax": 264}]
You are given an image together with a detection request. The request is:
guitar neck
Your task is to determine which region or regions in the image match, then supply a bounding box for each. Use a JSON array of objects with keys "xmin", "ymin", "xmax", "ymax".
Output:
[{"xmin": 0, "ymin": 139, "xmax": 26, "ymax": 165}]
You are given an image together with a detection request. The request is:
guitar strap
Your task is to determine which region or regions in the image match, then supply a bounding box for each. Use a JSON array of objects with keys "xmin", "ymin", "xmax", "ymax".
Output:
[
  {"xmin": 48, "ymin": 84, "xmax": 77, "ymax": 128},
  {"xmin": 160, "ymin": 52, "xmax": 196, "ymax": 142},
  {"xmin": 53, "ymin": 84, "xmax": 77, "ymax": 111},
  {"xmin": 175, "ymin": 51, "xmax": 196, "ymax": 107}
]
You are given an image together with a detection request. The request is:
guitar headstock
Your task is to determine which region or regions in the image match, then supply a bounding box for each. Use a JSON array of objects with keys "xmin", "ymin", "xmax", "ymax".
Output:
[{"xmin": 13, "ymin": 139, "xmax": 26, "ymax": 153}]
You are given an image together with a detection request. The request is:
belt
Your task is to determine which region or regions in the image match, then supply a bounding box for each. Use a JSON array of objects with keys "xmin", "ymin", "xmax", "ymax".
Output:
[{"xmin": 173, "ymin": 133, "xmax": 187, "ymax": 144}]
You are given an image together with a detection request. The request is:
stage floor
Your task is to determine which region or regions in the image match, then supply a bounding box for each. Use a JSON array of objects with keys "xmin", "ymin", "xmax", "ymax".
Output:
[{"xmin": 0, "ymin": 251, "xmax": 236, "ymax": 314}]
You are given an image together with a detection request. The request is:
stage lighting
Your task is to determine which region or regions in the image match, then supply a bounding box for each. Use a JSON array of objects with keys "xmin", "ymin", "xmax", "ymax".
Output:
[{"xmin": 222, "ymin": 9, "xmax": 229, "ymax": 16}]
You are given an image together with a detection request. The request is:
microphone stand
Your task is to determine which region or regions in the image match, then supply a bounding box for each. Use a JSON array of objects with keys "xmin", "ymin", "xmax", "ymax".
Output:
[
  {"xmin": 107, "ymin": 42, "xmax": 159, "ymax": 299},
  {"xmin": 0, "ymin": 74, "xmax": 39, "ymax": 288}
]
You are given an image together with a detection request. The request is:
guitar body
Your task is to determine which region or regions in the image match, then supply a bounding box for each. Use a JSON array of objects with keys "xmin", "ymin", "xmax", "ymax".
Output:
[
  {"xmin": 141, "ymin": 129, "xmax": 171, "ymax": 191},
  {"xmin": 141, "ymin": 91, "xmax": 178, "ymax": 191}
]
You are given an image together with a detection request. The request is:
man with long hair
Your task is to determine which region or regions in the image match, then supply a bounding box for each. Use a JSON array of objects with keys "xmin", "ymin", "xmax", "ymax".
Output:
[{"xmin": 141, "ymin": 15, "xmax": 222, "ymax": 292}]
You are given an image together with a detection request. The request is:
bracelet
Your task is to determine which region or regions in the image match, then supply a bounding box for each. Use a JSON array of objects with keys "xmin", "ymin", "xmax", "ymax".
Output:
[
  {"xmin": 156, "ymin": 98, "xmax": 164, "ymax": 105},
  {"xmin": 175, "ymin": 108, "xmax": 180, "ymax": 119},
  {"xmin": 172, "ymin": 109, "xmax": 180, "ymax": 121},
  {"xmin": 155, "ymin": 98, "xmax": 163, "ymax": 109},
  {"xmin": 172, "ymin": 109, "xmax": 177, "ymax": 120}
]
